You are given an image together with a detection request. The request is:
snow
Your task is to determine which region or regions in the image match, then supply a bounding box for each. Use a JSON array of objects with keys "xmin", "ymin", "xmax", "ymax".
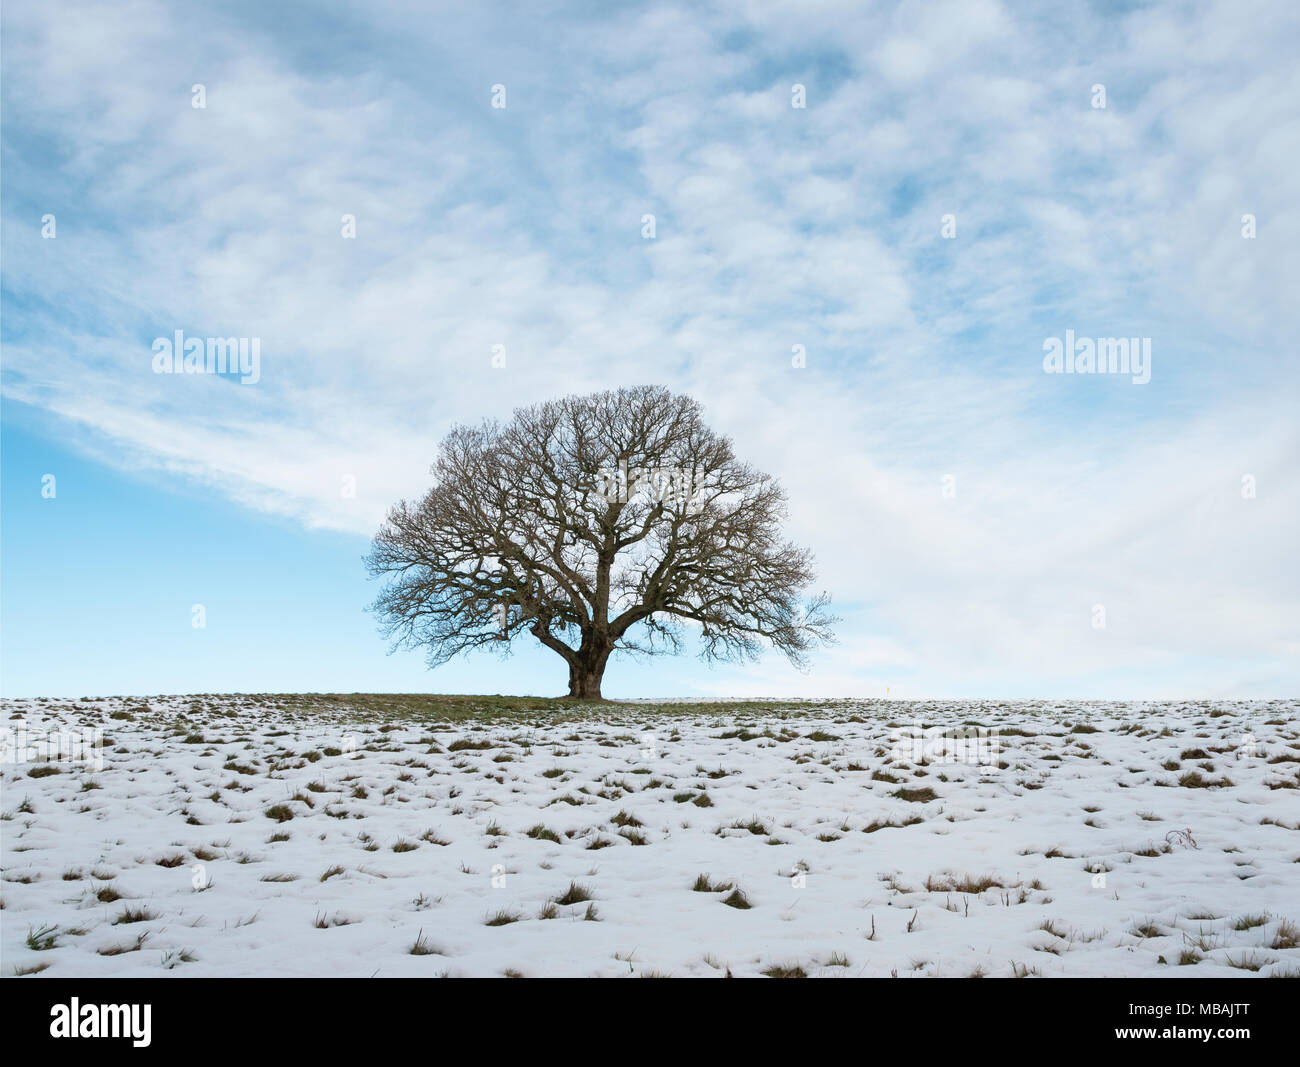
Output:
[{"xmin": 3, "ymin": 696, "xmax": 1298, "ymax": 977}]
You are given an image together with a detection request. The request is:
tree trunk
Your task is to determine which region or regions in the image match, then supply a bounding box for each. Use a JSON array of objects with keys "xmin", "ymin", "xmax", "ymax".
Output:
[{"xmin": 567, "ymin": 647, "xmax": 610, "ymax": 700}]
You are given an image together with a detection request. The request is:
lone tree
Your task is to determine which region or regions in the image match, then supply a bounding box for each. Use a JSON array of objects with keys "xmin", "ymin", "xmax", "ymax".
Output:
[{"xmin": 366, "ymin": 385, "xmax": 835, "ymax": 699}]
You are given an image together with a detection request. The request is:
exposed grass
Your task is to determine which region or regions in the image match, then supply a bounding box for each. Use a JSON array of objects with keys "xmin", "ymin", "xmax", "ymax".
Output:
[
  {"xmin": 97, "ymin": 932, "xmax": 149, "ymax": 956},
  {"xmin": 1233, "ymin": 913, "xmax": 1269, "ymax": 931},
  {"xmin": 313, "ymin": 912, "xmax": 354, "ymax": 928},
  {"xmin": 554, "ymin": 881, "xmax": 593, "ymax": 906},
  {"xmin": 893, "ymin": 787, "xmax": 939, "ymax": 803},
  {"xmin": 1178, "ymin": 770, "xmax": 1233, "ymax": 789},
  {"xmin": 863, "ymin": 816, "xmax": 922, "ymax": 833},
  {"xmin": 1224, "ymin": 951, "xmax": 1271, "ymax": 972},
  {"xmin": 173, "ymin": 691, "xmax": 881, "ymax": 725},
  {"xmin": 1272, "ymin": 918, "xmax": 1300, "ymax": 950},
  {"xmin": 25, "ymin": 924, "xmax": 59, "ymax": 951},
  {"xmin": 721, "ymin": 888, "xmax": 752, "ymax": 910},
  {"xmin": 924, "ymin": 872, "xmax": 1006, "ymax": 893}
]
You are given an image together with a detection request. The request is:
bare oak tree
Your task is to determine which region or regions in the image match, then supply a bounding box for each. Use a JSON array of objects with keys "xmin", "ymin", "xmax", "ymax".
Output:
[{"xmin": 366, "ymin": 385, "xmax": 835, "ymax": 699}]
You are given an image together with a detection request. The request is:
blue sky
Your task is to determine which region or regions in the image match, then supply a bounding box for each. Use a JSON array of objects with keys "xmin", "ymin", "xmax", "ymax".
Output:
[{"xmin": 2, "ymin": 0, "xmax": 1297, "ymax": 699}]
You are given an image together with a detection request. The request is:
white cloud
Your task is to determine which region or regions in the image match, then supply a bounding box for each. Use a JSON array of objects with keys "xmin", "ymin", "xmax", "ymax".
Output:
[{"xmin": 4, "ymin": 0, "xmax": 1297, "ymax": 695}]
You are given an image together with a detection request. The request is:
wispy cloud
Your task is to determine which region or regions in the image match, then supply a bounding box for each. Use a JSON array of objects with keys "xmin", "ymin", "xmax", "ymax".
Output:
[{"xmin": 3, "ymin": 0, "xmax": 1297, "ymax": 696}]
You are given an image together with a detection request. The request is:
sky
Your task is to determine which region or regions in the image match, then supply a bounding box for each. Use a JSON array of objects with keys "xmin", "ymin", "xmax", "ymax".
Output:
[{"xmin": 1, "ymin": 0, "xmax": 1297, "ymax": 700}]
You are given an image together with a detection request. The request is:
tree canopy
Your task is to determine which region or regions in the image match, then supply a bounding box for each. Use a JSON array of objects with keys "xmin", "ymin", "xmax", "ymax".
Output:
[{"xmin": 366, "ymin": 385, "xmax": 835, "ymax": 698}]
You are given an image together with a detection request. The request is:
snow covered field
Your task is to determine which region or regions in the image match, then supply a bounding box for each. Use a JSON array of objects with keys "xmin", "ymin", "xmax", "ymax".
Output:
[{"xmin": 3, "ymin": 695, "xmax": 1298, "ymax": 978}]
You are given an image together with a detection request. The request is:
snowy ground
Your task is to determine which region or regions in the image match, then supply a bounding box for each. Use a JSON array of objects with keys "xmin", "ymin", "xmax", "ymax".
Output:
[{"xmin": 3, "ymin": 695, "xmax": 1298, "ymax": 978}]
